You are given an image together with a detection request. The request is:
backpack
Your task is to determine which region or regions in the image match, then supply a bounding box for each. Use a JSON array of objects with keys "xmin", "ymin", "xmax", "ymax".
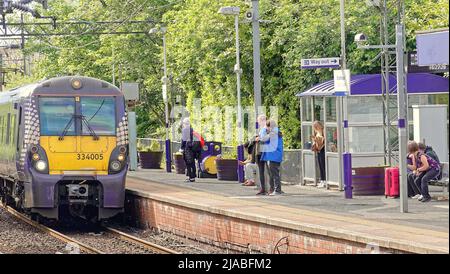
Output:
[
  {"xmin": 425, "ymin": 147, "xmax": 442, "ymax": 180},
  {"xmin": 188, "ymin": 130, "xmax": 205, "ymax": 153}
]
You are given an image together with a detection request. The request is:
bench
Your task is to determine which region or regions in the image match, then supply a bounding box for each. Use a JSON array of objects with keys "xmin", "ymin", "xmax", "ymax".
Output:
[{"xmin": 429, "ymin": 162, "xmax": 449, "ymax": 195}]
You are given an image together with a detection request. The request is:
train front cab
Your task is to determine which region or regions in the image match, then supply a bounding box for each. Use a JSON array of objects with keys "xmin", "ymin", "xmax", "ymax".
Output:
[{"xmin": 25, "ymin": 77, "xmax": 129, "ymax": 221}]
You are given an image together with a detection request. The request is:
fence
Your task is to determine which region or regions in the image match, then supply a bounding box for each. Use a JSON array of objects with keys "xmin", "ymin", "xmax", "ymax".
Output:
[{"xmin": 137, "ymin": 138, "xmax": 302, "ymax": 184}]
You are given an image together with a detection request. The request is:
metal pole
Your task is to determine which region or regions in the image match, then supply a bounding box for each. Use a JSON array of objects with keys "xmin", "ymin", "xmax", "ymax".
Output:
[
  {"xmin": 0, "ymin": 53, "xmax": 3, "ymax": 92},
  {"xmin": 235, "ymin": 15, "xmax": 242, "ymax": 143},
  {"xmin": 382, "ymin": 0, "xmax": 392, "ymax": 166},
  {"xmin": 112, "ymin": 47, "xmax": 115, "ymax": 86},
  {"xmin": 339, "ymin": 0, "xmax": 350, "ymax": 194},
  {"xmin": 235, "ymin": 14, "xmax": 244, "ymax": 183},
  {"xmin": 396, "ymin": 24, "xmax": 408, "ymax": 213},
  {"xmin": 128, "ymin": 111, "xmax": 138, "ymax": 171},
  {"xmin": 252, "ymin": 0, "xmax": 262, "ymax": 127},
  {"xmin": 162, "ymin": 32, "xmax": 172, "ymax": 173},
  {"xmin": 339, "ymin": 0, "xmax": 347, "ymax": 70}
]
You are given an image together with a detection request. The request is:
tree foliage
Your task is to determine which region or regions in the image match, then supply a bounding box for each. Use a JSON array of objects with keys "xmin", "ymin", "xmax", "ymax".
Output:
[{"xmin": 5, "ymin": 0, "xmax": 449, "ymax": 148}]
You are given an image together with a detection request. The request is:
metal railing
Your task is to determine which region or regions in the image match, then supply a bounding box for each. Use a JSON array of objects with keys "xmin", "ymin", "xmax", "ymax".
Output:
[{"xmin": 136, "ymin": 138, "xmax": 303, "ymax": 184}]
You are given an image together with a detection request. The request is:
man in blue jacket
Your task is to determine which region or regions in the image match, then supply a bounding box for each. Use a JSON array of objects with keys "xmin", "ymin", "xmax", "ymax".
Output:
[{"xmin": 260, "ymin": 119, "xmax": 284, "ymax": 196}]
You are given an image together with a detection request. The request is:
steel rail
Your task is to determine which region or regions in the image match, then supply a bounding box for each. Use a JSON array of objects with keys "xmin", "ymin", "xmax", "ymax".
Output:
[
  {"xmin": 104, "ymin": 226, "xmax": 180, "ymax": 254},
  {"xmin": 0, "ymin": 204, "xmax": 104, "ymax": 254}
]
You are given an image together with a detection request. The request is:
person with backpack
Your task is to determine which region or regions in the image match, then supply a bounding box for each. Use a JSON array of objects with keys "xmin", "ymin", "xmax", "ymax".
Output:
[
  {"xmin": 418, "ymin": 142, "xmax": 441, "ymax": 180},
  {"xmin": 180, "ymin": 118, "xmax": 204, "ymax": 182},
  {"xmin": 408, "ymin": 141, "xmax": 441, "ymax": 203}
]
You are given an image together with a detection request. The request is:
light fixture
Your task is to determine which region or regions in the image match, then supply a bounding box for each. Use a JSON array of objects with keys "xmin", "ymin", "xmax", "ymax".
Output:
[
  {"xmin": 218, "ymin": 6, "xmax": 240, "ymax": 16},
  {"xmin": 35, "ymin": 160, "xmax": 47, "ymax": 171},
  {"xmin": 110, "ymin": 161, "xmax": 121, "ymax": 171},
  {"xmin": 71, "ymin": 79, "xmax": 83, "ymax": 90},
  {"xmin": 32, "ymin": 154, "xmax": 40, "ymax": 161},
  {"xmin": 118, "ymin": 154, "xmax": 125, "ymax": 162}
]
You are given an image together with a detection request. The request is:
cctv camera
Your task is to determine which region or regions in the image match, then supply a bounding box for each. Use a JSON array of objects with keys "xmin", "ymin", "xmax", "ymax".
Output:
[
  {"xmin": 366, "ymin": 0, "xmax": 381, "ymax": 7},
  {"xmin": 245, "ymin": 10, "xmax": 253, "ymax": 20},
  {"xmin": 354, "ymin": 33, "xmax": 368, "ymax": 43}
]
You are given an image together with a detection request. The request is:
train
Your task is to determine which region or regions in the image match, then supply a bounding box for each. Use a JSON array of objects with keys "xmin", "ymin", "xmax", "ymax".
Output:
[{"xmin": 0, "ymin": 76, "xmax": 129, "ymax": 222}]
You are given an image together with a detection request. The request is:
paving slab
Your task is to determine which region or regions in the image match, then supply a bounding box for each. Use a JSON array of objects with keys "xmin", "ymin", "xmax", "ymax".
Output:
[{"xmin": 126, "ymin": 169, "xmax": 449, "ymax": 254}]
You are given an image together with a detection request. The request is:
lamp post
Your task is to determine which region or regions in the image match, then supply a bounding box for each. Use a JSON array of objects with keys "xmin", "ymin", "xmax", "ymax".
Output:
[
  {"xmin": 218, "ymin": 6, "xmax": 245, "ymax": 183},
  {"xmin": 251, "ymin": 0, "xmax": 262, "ymax": 128},
  {"xmin": 356, "ymin": 25, "xmax": 408, "ymax": 213},
  {"xmin": 150, "ymin": 26, "xmax": 172, "ymax": 173}
]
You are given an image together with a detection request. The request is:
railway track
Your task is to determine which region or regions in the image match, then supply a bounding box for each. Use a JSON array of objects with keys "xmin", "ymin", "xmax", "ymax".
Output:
[{"xmin": 0, "ymin": 203, "xmax": 179, "ymax": 254}]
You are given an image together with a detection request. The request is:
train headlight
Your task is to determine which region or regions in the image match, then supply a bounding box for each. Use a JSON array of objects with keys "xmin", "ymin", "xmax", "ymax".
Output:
[
  {"xmin": 110, "ymin": 161, "xmax": 121, "ymax": 171},
  {"xmin": 35, "ymin": 160, "xmax": 47, "ymax": 171},
  {"xmin": 32, "ymin": 153, "xmax": 40, "ymax": 161},
  {"xmin": 117, "ymin": 154, "xmax": 125, "ymax": 162},
  {"xmin": 71, "ymin": 79, "xmax": 83, "ymax": 89},
  {"xmin": 119, "ymin": 146, "xmax": 127, "ymax": 154}
]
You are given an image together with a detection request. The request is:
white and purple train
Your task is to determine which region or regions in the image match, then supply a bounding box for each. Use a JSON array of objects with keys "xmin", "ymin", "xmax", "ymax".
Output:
[{"xmin": 0, "ymin": 76, "xmax": 129, "ymax": 222}]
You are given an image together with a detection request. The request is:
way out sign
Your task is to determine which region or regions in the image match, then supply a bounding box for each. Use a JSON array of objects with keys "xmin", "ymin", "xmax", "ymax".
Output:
[
  {"xmin": 301, "ymin": 57, "xmax": 341, "ymax": 69},
  {"xmin": 334, "ymin": 69, "xmax": 351, "ymax": 96}
]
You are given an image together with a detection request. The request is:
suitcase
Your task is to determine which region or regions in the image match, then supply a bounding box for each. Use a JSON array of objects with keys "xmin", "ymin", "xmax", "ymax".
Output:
[{"xmin": 385, "ymin": 167, "xmax": 400, "ymax": 198}]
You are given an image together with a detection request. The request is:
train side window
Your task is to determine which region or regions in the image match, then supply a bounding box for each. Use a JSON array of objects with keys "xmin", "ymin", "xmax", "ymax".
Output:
[
  {"xmin": 0, "ymin": 116, "xmax": 4, "ymax": 145},
  {"xmin": 6, "ymin": 113, "xmax": 11, "ymax": 145},
  {"xmin": 10, "ymin": 114, "xmax": 16, "ymax": 146},
  {"xmin": 17, "ymin": 107, "xmax": 22, "ymax": 152}
]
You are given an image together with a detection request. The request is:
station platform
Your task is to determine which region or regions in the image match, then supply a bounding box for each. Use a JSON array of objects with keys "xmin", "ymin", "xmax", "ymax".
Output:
[{"xmin": 125, "ymin": 169, "xmax": 449, "ymax": 254}]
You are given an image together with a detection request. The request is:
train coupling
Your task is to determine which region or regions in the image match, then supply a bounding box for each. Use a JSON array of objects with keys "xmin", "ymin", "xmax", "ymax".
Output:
[{"xmin": 67, "ymin": 184, "xmax": 89, "ymax": 203}]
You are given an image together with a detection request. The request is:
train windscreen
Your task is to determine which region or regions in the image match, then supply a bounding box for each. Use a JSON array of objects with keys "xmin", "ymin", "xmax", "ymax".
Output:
[
  {"xmin": 80, "ymin": 97, "xmax": 116, "ymax": 136},
  {"xmin": 39, "ymin": 97, "xmax": 76, "ymax": 136}
]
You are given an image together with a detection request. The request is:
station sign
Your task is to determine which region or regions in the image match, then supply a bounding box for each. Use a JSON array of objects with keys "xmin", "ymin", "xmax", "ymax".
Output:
[
  {"xmin": 416, "ymin": 29, "xmax": 449, "ymax": 66},
  {"xmin": 162, "ymin": 84, "xmax": 168, "ymax": 103},
  {"xmin": 408, "ymin": 51, "xmax": 449, "ymax": 73},
  {"xmin": 301, "ymin": 57, "xmax": 341, "ymax": 69},
  {"xmin": 333, "ymin": 69, "xmax": 351, "ymax": 96}
]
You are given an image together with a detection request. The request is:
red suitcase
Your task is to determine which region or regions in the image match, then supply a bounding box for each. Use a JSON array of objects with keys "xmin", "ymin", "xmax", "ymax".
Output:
[{"xmin": 385, "ymin": 167, "xmax": 400, "ymax": 198}]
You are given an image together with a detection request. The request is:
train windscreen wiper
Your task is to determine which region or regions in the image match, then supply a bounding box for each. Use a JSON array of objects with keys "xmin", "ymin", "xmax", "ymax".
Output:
[
  {"xmin": 59, "ymin": 115, "xmax": 99, "ymax": 141},
  {"xmin": 80, "ymin": 116, "xmax": 99, "ymax": 141},
  {"xmin": 58, "ymin": 114, "xmax": 76, "ymax": 141},
  {"xmin": 87, "ymin": 99, "xmax": 105, "ymax": 122}
]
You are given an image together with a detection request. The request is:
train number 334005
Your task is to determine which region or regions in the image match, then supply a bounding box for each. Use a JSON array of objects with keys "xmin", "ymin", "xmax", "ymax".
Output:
[{"xmin": 76, "ymin": 153, "xmax": 104, "ymax": 160}]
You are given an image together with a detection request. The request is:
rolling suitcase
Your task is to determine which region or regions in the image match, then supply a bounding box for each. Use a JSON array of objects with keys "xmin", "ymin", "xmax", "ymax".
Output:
[{"xmin": 385, "ymin": 167, "xmax": 400, "ymax": 198}]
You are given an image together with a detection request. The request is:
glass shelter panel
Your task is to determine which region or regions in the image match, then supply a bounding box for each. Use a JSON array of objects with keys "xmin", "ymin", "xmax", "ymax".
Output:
[
  {"xmin": 302, "ymin": 97, "xmax": 312, "ymax": 122},
  {"xmin": 348, "ymin": 97, "xmax": 383, "ymax": 123},
  {"xmin": 325, "ymin": 126, "xmax": 338, "ymax": 152},
  {"xmin": 313, "ymin": 97, "xmax": 324, "ymax": 122},
  {"xmin": 348, "ymin": 126, "xmax": 384, "ymax": 153},
  {"xmin": 302, "ymin": 125, "xmax": 313, "ymax": 150},
  {"xmin": 325, "ymin": 97, "xmax": 337, "ymax": 122}
]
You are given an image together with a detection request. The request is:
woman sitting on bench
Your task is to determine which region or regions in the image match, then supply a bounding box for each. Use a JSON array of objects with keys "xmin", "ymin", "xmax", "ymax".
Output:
[{"xmin": 408, "ymin": 141, "xmax": 441, "ymax": 203}]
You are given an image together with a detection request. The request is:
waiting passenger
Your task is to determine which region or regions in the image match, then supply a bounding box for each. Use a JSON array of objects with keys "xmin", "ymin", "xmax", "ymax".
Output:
[
  {"xmin": 418, "ymin": 142, "xmax": 441, "ymax": 180},
  {"xmin": 180, "ymin": 118, "xmax": 202, "ymax": 183},
  {"xmin": 408, "ymin": 141, "xmax": 441, "ymax": 203},
  {"xmin": 260, "ymin": 119, "xmax": 284, "ymax": 196},
  {"xmin": 407, "ymin": 145, "xmax": 421, "ymax": 199},
  {"xmin": 312, "ymin": 121, "xmax": 326, "ymax": 188},
  {"xmin": 239, "ymin": 140, "xmax": 257, "ymax": 187},
  {"xmin": 255, "ymin": 115, "xmax": 268, "ymax": 195}
]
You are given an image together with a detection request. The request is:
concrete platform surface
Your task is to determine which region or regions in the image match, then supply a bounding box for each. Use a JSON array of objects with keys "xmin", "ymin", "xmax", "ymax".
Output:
[{"xmin": 126, "ymin": 169, "xmax": 449, "ymax": 254}]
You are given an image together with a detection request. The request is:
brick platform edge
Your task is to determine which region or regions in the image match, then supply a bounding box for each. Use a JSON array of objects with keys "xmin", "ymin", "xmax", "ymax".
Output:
[{"xmin": 125, "ymin": 190, "xmax": 412, "ymax": 254}]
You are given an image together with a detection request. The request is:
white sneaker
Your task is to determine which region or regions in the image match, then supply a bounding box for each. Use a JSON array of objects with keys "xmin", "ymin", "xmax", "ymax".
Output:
[
  {"xmin": 412, "ymin": 194, "xmax": 421, "ymax": 199},
  {"xmin": 317, "ymin": 181, "xmax": 325, "ymax": 188},
  {"xmin": 417, "ymin": 195, "xmax": 424, "ymax": 200}
]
